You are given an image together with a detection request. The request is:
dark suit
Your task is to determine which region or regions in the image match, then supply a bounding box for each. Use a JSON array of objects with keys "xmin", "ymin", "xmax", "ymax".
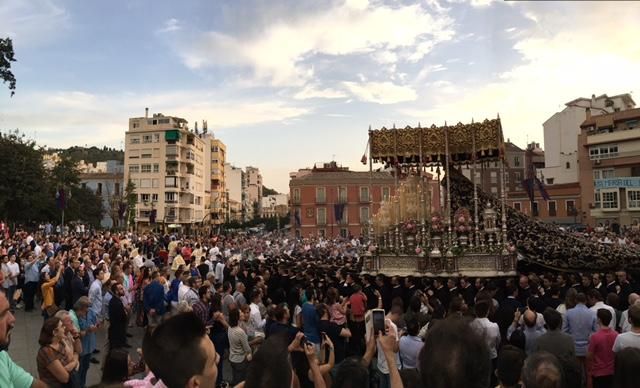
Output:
[
  {"xmin": 108, "ymin": 296, "xmax": 128, "ymax": 348},
  {"xmin": 495, "ymin": 297, "xmax": 523, "ymax": 342}
]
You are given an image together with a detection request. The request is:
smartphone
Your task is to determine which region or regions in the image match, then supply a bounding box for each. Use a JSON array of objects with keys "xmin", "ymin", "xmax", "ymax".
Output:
[
  {"xmin": 300, "ymin": 335, "xmax": 307, "ymax": 346},
  {"xmin": 372, "ymin": 309, "xmax": 386, "ymax": 335}
]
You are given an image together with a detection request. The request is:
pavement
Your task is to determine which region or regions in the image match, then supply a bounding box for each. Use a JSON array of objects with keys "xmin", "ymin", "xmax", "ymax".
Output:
[{"xmin": 7, "ymin": 306, "xmax": 145, "ymax": 387}]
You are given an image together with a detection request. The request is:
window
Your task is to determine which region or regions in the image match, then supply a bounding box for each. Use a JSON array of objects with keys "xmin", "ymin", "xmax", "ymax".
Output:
[
  {"xmin": 566, "ymin": 200, "xmax": 576, "ymax": 213},
  {"xmin": 165, "ymin": 177, "xmax": 178, "ymax": 188},
  {"xmin": 165, "ymin": 192, "xmax": 177, "ymax": 203},
  {"xmin": 114, "ymin": 183, "xmax": 120, "ymax": 195},
  {"xmin": 514, "ymin": 172, "xmax": 522, "ymax": 182},
  {"xmin": 548, "ymin": 201, "xmax": 557, "ymax": 217},
  {"xmin": 589, "ymin": 144, "xmax": 619, "ymax": 160},
  {"xmin": 318, "ymin": 229, "xmax": 326, "ymax": 238},
  {"xmin": 129, "ymin": 165, "xmax": 139, "ymax": 173},
  {"xmin": 97, "ymin": 183, "xmax": 103, "ymax": 195},
  {"xmin": 490, "ymin": 171, "xmax": 498, "ymax": 184},
  {"xmin": 140, "ymin": 193, "xmax": 150, "ymax": 203},
  {"xmin": 491, "ymin": 186, "xmax": 498, "ymax": 194},
  {"xmin": 360, "ymin": 187, "xmax": 370, "ymax": 202},
  {"xmin": 317, "ymin": 208, "xmax": 327, "ymax": 225},
  {"xmin": 143, "ymin": 135, "xmax": 152, "ymax": 143},
  {"xmin": 513, "ymin": 156, "xmax": 521, "ymax": 167},
  {"xmin": 338, "ymin": 187, "xmax": 348, "ymax": 203},
  {"xmin": 602, "ymin": 190, "xmax": 619, "ymax": 209},
  {"xmin": 152, "ymin": 194, "xmax": 158, "ymax": 202},
  {"xmin": 382, "ymin": 187, "xmax": 390, "ymax": 201},
  {"xmin": 628, "ymin": 190, "xmax": 640, "ymax": 209},
  {"xmin": 316, "ymin": 187, "xmax": 326, "ymax": 203},
  {"xmin": 195, "ymin": 196, "xmax": 202, "ymax": 206},
  {"xmin": 140, "ymin": 179, "xmax": 151, "ymax": 188},
  {"xmin": 130, "ymin": 137, "xmax": 140, "ymax": 144},
  {"xmin": 594, "ymin": 192, "xmax": 601, "ymax": 209},
  {"xmin": 566, "ymin": 162, "xmax": 571, "ymax": 169},
  {"xmin": 513, "ymin": 202, "xmax": 521, "ymax": 211},
  {"xmin": 532, "ymin": 202, "xmax": 539, "ymax": 217},
  {"xmin": 340, "ymin": 228, "xmax": 348, "ymax": 238},
  {"xmin": 293, "ymin": 188, "xmax": 300, "ymax": 203},
  {"xmin": 152, "ymin": 179, "xmax": 159, "ymax": 188},
  {"xmin": 546, "ymin": 178, "xmax": 554, "ymax": 185},
  {"xmin": 153, "ymin": 134, "xmax": 160, "ymax": 143},
  {"xmin": 153, "ymin": 164, "xmax": 159, "ymax": 173},
  {"xmin": 360, "ymin": 207, "xmax": 370, "ymax": 223},
  {"xmin": 141, "ymin": 164, "xmax": 152, "ymax": 173}
]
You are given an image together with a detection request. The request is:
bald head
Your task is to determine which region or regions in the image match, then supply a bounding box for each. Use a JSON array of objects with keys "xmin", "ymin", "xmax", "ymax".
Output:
[
  {"xmin": 524, "ymin": 309, "xmax": 537, "ymax": 328},
  {"xmin": 629, "ymin": 293, "xmax": 639, "ymax": 307}
]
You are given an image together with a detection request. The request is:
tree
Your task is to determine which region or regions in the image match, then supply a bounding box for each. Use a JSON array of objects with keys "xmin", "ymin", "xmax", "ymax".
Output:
[
  {"xmin": 262, "ymin": 186, "xmax": 279, "ymax": 196},
  {"xmin": 124, "ymin": 179, "xmax": 137, "ymax": 230},
  {"xmin": 0, "ymin": 38, "xmax": 16, "ymax": 96},
  {"xmin": 0, "ymin": 131, "xmax": 50, "ymax": 223}
]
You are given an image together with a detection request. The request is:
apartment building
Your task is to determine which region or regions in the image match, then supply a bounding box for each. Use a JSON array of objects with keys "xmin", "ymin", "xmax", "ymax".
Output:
[
  {"xmin": 208, "ymin": 136, "xmax": 227, "ymax": 225},
  {"xmin": 578, "ymin": 107, "xmax": 640, "ymax": 226},
  {"xmin": 79, "ymin": 160, "xmax": 124, "ymax": 229},
  {"xmin": 224, "ymin": 163, "xmax": 246, "ymax": 221},
  {"xmin": 462, "ymin": 141, "xmax": 528, "ymax": 196},
  {"xmin": 289, "ymin": 162, "xmax": 403, "ymax": 239},
  {"xmin": 124, "ymin": 109, "xmax": 207, "ymax": 230},
  {"xmin": 245, "ymin": 166, "xmax": 263, "ymax": 219}
]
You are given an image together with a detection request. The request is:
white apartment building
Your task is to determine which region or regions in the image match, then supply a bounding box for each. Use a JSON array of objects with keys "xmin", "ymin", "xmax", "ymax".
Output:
[
  {"xmin": 540, "ymin": 93, "xmax": 636, "ymax": 185},
  {"xmin": 224, "ymin": 163, "xmax": 245, "ymax": 221},
  {"xmin": 124, "ymin": 109, "xmax": 208, "ymax": 229},
  {"xmin": 245, "ymin": 166, "xmax": 263, "ymax": 219}
]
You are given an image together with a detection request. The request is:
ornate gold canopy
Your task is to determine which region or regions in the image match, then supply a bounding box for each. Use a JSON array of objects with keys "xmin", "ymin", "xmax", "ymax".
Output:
[{"xmin": 370, "ymin": 118, "xmax": 504, "ymax": 164}]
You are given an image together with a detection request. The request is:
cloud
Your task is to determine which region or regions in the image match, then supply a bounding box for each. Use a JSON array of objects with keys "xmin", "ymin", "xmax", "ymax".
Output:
[
  {"xmin": 1, "ymin": 90, "xmax": 310, "ymax": 148},
  {"xmin": 293, "ymin": 84, "xmax": 348, "ymax": 100},
  {"xmin": 343, "ymin": 81, "xmax": 417, "ymax": 104},
  {"xmin": 0, "ymin": 0, "xmax": 69, "ymax": 46},
  {"xmin": 175, "ymin": 1, "xmax": 454, "ymax": 87},
  {"xmin": 397, "ymin": 2, "xmax": 640, "ymax": 148},
  {"xmin": 157, "ymin": 18, "xmax": 181, "ymax": 34}
]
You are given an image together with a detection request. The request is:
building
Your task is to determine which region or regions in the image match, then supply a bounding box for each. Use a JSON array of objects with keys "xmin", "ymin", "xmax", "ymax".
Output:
[
  {"xmin": 224, "ymin": 163, "xmax": 246, "ymax": 221},
  {"xmin": 289, "ymin": 162, "xmax": 440, "ymax": 239},
  {"xmin": 578, "ymin": 107, "xmax": 640, "ymax": 227},
  {"xmin": 207, "ymin": 133, "xmax": 227, "ymax": 225},
  {"xmin": 124, "ymin": 109, "xmax": 208, "ymax": 230},
  {"xmin": 79, "ymin": 160, "xmax": 124, "ymax": 228},
  {"xmin": 245, "ymin": 166, "xmax": 263, "ymax": 219},
  {"xmin": 462, "ymin": 141, "xmax": 527, "ymax": 195},
  {"xmin": 261, "ymin": 194, "xmax": 289, "ymax": 218},
  {"xmin": 540, "ymin": 93, "xmax": 635, "ymax": 186}
]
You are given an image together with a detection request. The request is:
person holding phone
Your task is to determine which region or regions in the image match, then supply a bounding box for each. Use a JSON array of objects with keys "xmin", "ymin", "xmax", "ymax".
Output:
[
  {"xmin": 376, "ymin": 306, "xmax": 402, "ymax": 388},
  {"xmin": 316, "ymin": 304, "xmax": 351, "ymax": 364}
]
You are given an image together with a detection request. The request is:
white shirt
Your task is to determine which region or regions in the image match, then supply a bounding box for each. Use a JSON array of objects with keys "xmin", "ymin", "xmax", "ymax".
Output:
[
  {"xmin": 590, "ymin": 301, "xmax": 616, "ymax": 330},
  {"xmin": 377, "ymin": 319, "xmax": 400, "ymax": 374},
  {"xmin": 178, "ymin": 282, "xmax": 190, "ymax": 303},
  {"xmin": 249, "ymin": 302, "xmax": 265, "ymax": 336},
  {"xmin": 471, "ymin": 317, "xmax": 500, "ymax": 359},
  {"xmin": 132, "ymin": 255, "xmax": 143, "ymax": 270},
  {"xmin": 215, "ymin": 262, "xmax": 225, "ymax": 283},
  {"xmin": 5, "ymin": 262, "xmax": 19, "ymax": 287},
  {"xmin": 621, "ymin": 309, "xmax": 632, "ymax": 333}
]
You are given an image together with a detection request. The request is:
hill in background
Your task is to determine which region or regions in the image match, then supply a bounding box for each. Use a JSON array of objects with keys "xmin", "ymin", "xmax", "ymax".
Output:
[{"xmin": 46, "ymin": 146, "xmax": 124, "ymax": 164}]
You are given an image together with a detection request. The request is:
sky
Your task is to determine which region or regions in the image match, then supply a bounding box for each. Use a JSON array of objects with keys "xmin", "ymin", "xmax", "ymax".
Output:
[{"xmin": 1, "ymin": 0, "xmax": 639, "ymax": 193}]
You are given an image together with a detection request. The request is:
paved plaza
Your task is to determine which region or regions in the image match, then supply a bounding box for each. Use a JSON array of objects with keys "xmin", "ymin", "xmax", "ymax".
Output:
[{"xmin": 7, "ymin": 307, "xmax": 145, "ymax": 387}]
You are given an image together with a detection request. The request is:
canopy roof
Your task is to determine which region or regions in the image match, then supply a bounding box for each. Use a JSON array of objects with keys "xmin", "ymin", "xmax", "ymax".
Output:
[{"xmin": 370, "ymin": 118, "xmax": 504, "ymax": 165}]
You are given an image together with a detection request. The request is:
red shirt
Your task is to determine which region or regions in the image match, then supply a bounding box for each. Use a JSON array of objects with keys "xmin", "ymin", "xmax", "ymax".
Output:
[
  {"xmin": 588, "ymin": 327, "xmax": 618, "ymax": 377},
  {"xmin": 349, "ymin": 292, "xmax": 367, "ymax": 319}
]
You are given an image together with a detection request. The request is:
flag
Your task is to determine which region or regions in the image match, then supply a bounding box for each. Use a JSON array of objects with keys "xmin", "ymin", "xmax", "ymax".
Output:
[
  {"xmin": 521, "ymin": 178, "xmax": 534, "ymax": 203},
  {"xmin": 536, "ymin": 178, "xmax": 550, "ymax": 201},
  {"xmin": 56, "ymin": 188, "xmax": 66, "ymax": 210},
  {"xmin": 334, "ymin": 203, "xmax": 345, "ymax": 222}
]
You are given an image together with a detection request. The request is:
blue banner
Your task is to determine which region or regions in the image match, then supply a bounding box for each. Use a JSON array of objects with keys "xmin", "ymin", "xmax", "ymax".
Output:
[{"xmin": 595, "ymin": 177, "xmax": 640, "ymax": 190}]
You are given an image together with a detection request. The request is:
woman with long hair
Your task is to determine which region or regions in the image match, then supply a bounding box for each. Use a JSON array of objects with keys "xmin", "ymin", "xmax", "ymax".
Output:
[{"xmin": 36, "ymin": 317, "xmax": 80, "ymax": 387}]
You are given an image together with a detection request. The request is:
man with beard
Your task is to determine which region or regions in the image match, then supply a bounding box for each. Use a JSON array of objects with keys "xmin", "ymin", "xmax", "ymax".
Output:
[
  {"xmin": 0, "ymin": 291, "xmax": 47, "ymax": 387},
  {"xmin": 108, "ymin": 283, "xmax": 128, "ymax": 349}
]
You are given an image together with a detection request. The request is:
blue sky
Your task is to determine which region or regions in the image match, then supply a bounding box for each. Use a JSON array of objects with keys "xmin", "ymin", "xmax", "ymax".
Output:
[{"xmin": 1, "ymin": 0, "xmax": 639, "ymax": 192}]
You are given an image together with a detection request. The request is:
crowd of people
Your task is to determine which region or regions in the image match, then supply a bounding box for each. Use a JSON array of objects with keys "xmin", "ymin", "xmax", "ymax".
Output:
[{"xmin": 1, "ymin": 227, "xmax": 640, "ymax": 387}]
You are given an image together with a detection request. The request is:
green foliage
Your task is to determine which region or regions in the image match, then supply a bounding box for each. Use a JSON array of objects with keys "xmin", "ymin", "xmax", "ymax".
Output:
[
  {"xmin": 46, "ymin": 146, "xmax": 124, "ymax": 164},
  {"xmin": 124, "ymin": 179, "xmax": 137, "ymax": 229},
  {"xmin": 0, "ymin": 131, "xmax": 105, "ymax": 227},
  {"xmin": 0, "ymin": 38, "xmax": 16, "ymax": 96},
  {"xmin": 262, "ymin": 186, "xmax": 279, "ymax": 196},
  {"xmin": 0, "ymin": 131, "xmax": 49, "ymax": 221}
]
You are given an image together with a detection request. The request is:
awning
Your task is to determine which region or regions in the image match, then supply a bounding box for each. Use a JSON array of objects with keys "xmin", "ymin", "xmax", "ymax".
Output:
[{"xmin": 165, "ymin": 130, "xmax": 181, "ymax": 141}]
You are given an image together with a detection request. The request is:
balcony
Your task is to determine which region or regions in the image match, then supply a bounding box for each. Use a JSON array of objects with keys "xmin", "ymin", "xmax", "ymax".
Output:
[
  {"xmin": 317, "ymin": 219, "xmax": 327, "ymax": 226},
  {"xmin": 594, "ymin": 177, "xmax": 640, "ymax": 190}
]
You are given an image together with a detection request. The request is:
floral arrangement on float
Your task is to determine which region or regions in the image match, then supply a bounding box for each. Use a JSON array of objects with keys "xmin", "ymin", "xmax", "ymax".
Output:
[
  {"xmin": 430, "ymin": 212, "xmax": 444, "ymax": 234},
  {"xmin": 454, "ymin": 208, "xmax": 472, "ymax": 235},
  {"xmin": 401, "ymin": 219, "xmax": 418, "ymax": 234}
]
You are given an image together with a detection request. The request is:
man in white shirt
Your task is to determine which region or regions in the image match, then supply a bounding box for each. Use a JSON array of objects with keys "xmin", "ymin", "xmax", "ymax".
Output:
[
  {"xmin": 613, "ymin": 305, "xmax": 640, "ymax": 352},
  {"xmin": 377, "ymin": 307, "xmax": 401, "ymax": 388},
  {"xmin": 215, "ymin": 258, "xmax": 225, "ymax": 284},
  {"xmin": 621, "ymin": 293, "xmax": 639, "ymax": 333},
  {"xmin": 4, "ymin": 255, "xmax": 20, "ymax": 310},
  {"xmin": 471, "ymin": 299, "xmax": 500, "ymax": 361},
  {"xmin": 177, "ymin": 272, "xmax": 190, "ymax": 304},
  {"xmin": 588, "ymin": 289, "xmax": 616, "ymax": 330},
  {"xmin": 89, "ymin": 268, "xmax": 107, "ymax": 321},
  {"xmin": 248, "ymin": 289, "xmax": 265, "ymax": 338}
]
